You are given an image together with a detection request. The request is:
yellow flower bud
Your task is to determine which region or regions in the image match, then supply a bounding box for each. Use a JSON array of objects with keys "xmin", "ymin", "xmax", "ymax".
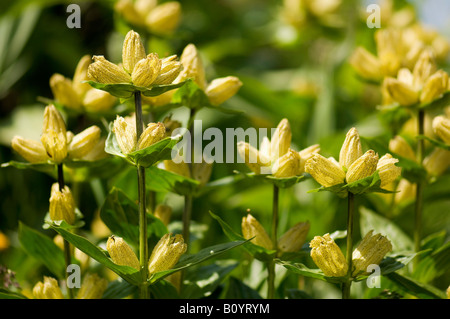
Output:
[
  {"xmin": 11, "ymin": 136, "xmax": 49, "ymax": 163},
  {"xmin": 72, "ymin": 55, "xmax": 92, "ymax": 97},
  {"xmin": 377, "ymin": 153, "xmax": 402, "ymax": 188},
  {"xmin": 148, "ymin": 233, "xmax": 187, "ymax": 275},
  {"xmin": 115, "ymin": 0, "xmax": 145, "ymax": 27},
  {"xmin": 154, "ymin": 204, "xmax": 172, "ymax": 226},
  {"xmin": 80, "ymin": 137, "xmax": 108, "ymax": 161},
  {"xmin": 137, "ymin": 122, "xmax": 166, "ymax": 150},
  {"xmin": 433, "ymin": 115, "xmax": 450, "ymax": 144},
  {"xmin": 49, "ymin": 183, "xmax": 76, "ymax": 225},
  {"xmin": 113, "ymin": 116, "xmax": 137, "ymax": 154},
  {"xmin": 163, "ymin": 117, "xmax": 182, "ymax": 138},
  {"xmin": 40, "ymin": 105, "xmax": 67, "ymax": 163},
  {"xmin": 310, "ymin": 233, "xmax": 348, "ymax": 277},
  {"xmin": 106, "ymin": 235, "xmax": 140, "ymax": 270},
  {"xmin": 192, "ymin": 161, "xmax": 213, "ymax": 185},
  {"xmin": 278, "ymin": 221, "xmax": 310, "ymax": 254},
  {"xmin": 270, "ymin": 118, "xmax": 292, "ymax": 163},
  {"xmin": 122, "ymin": 30, "xmax": 147, "ymax": 74},
  {"xmin": 131, "ymin": 53, "xmax": 162, "ymax": 87},
  {"xmin": 87, "ymin": 55, "xmax": 131, "ymax": 84},
  {"xmin": 83, "ymin": 89, "xmax": 117, "ymax": 112},
  {"xmin": 164, "ymin": 159, "xmax": 191, "ymax": 178},
  {"xmin": 384, "ymin": 77, "xmax": 419, "ymax": 106},
  {"xmin": 271, "ymin": 148, "xmax": 301, "ymax": 178},
  {"xmin": 394, "ymin": 178, "xmax": 416, "ymax": 204},
  {"xmin": 33, "ymin": 277, "xmax": 64, "ymax": 299},
  {"xmin": 412, "ymin": 50, "xmax": 437, "ymax": 90},
  {"xmin": 49, "ymin": 73, "xmax": 82, "ymax": 111},
  {"xmin": 389, "ymin": 135, "xmax": 416, "ymax": 161},
  {"xmin": 67, "ymin": 125, "xmax": 101, "ymax": 160},
  {"xmin": 352, "ymin": 230, "xmax": 392, "ymax": 276},
  {"xmin": 298, "ymin": 144, "xmax": 320, "ymax": 175},
  {"xmin": 135, "ymin": 0, "xmax": 157, "ymax": 17},
  {"xmin": 205, "ymin": 76, "xmax": 243, "ymax": 106},
  {"xmin": 305, "ymin": 154, "xmax": 346, "ymax": 187},
  {"xmin": 76, "ymin": 273, "xmax": 108, "ymax": 299},
  {"xmin": 339, "ymin": 127, "xmax": 363, "ymax": 170},
  {"xmin": 423, "ymin": 148, "xmax": 450, "ymax": 177},
  {"xmin": 142, "ymin": 90, "xmax": 175, "ymax": 107},
  {"xmin": 152, "ymin": 55, "xmax": 182, "ymax": 85},
  {"xmin": 346, "ymin": 150, "xmax": 379, "ymax": 184},
  {"xmin": 349, "ymin": 47, "xmax": 382, "ymax": 81},
  {"xmin": 237, "ymin": 141, "xmax": 270, "ymax": 174},
  {"xmin": 177, "ymin": 44, "xmax": 207, "ymax": 90},
  {"xmin": 420, "ymin": 70, "xmax": 449, "ymax": 104},
  {"xmin": 146, "ymin": 2, "xmax": 181, "ymax": 35},
  {"xmin": 241, "ymin": 214, "xmax": 273, "ymax": 250}
]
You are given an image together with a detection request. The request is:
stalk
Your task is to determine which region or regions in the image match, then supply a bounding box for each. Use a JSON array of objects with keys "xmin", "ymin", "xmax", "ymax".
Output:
[
  {"xmin": 342, "ymin": 192, "xmax": 354, "ymax": 299},
  {"xmin": 267, "ymin": 185, "xmax": 279, "ymax": 299},
  {"xmin": 414, "ymin": 110, "xmax": 425, "ymax": 266},
  {"xmin": 135, "ymin": 91, "xmax": 149, "ymax": 299},
  {"xmin": 57, "ymin": 164, "xmax": 74, "ymax": 299}
]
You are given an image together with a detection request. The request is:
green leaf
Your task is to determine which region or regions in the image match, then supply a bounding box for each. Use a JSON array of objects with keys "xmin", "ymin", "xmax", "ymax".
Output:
[
  {"xmin": 1, "ymin": 160, "xmax": 56, "ymax": 177},
  {"xmin": 182, "ymin": 260, "xmax": 239, "ymax": 299},
  {"xmin": 102, "ymin": 278, "xmax": 138, "ymax": 299},
  {"xmin": 413, "ymin": 241, "xmax": 450, "ymax": 283},
  {"xmin": 275, "ymin": 260, "xmax": 346, "ymax": 284},
  {"xmin": 85, "ymin": 81, "xmax": 186, "ymax": 99},
  {"xmin": 147, "ymin": 240, "xmax": 247, "ymax": 284},
  {"xmin": 18, "ymin": 222, "xmax": 67, "ymax": 280},
  {"xmin": 100, "ymin": 187, "xmax": 168, "ymax": 249},
  {"xmin": 234, "ymin": 171, "xmax": 306, "ymax": 189},
  {"xmin": 0, "ymin": 289, "xmax": 28, "ymax": 299},
  {"xmin": 417, "ymin": 135, "xmax": 450, "ymax": 151},
  {"xmin": 149, "ymin": 279, "xmax": 180, "ymax": 299},
  {"xmin": 209, "ymin": 211, "xmax": 276, "ymax": 262},
  {"xmin": 386, "ymin": 272, "xmax": 447, "ymax": 299},
  {"xmin": 223, "ymin": 276, "xmax": 263, "ymax": 299},
  {"xmin": 51, "ymin": 225, "xmax": 142, "ymax": 285},
  {"xmin": 145, "ymin": 166, "xmax": 200, "ymax": 196}
]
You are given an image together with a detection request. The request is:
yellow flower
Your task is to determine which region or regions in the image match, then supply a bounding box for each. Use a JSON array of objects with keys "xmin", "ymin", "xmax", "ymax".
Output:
[
  {"xmin": 76, "ymin": 273, "xmax": 108, "ymax": 299},
  {"xmin": 148, "ymin": 233, "xmax": 187, "ymax": 275},
  {"xmin": 41, "ymin": 104, "xmax": 68, "ymax": 164},
  {"xmin": 352, "ymin": 230, "xmax": 392, "ymax": 276},
  {"xmin": 112, "ymin": 115, "xmax": 137, "ymax": 154},
  {"xmin": 241, "ymin": 214, "xmax": 273, "ymax": 250},
  {"xmin": 339, "ymin": 127, "xmax": 363, "ymax": 170},
  {"xmin": 122, "ymin": 30, "xmax": 147, "ymax": 74},
  {"xmin": 389, "ymin": 135, "xmax": 416, "ymax": 161},
  {"xmin": 87, "ymin": 55, "xmax": 131, "ymax": 84},
  {"xmin": 11, "ymin": 136, "xmax": 49, "ymax": 163},
  {"xmin": 205, "ymin": 76, "xmax": 243, "ymax": 106},
  {"xmin": 423, "ymin": 148, "xmax": 450, "ymax": 177},
  {"xmin": 32, "ymin": 277, "xmax": 64, "ymax": 299},
  {"xmin": 377, "ymin": 153, "xmax": 402, "ymax": 188},
  {"xmin": 137, "ymin": 122, "xmax": 166, "ymax": 150},
  {"xmin": 298, "ymin": 144, "xmax": 320, "ymax": 174},
  {"xmin": 346, "ymin": 150, "xmax": 379, "ymax": 184},
  {"xmin": 271, "ymin": 148, "xmax": 301, "ymax": 178},
  {"xmin": 305, "ymin": 153, "xmax": 346, "ymax": 187},
  {"xmin": 153, "ymin": 55, "xmax": 183, "ymax": 85},
  {"xmin": 432, "ymin": 115, "xmax": 450, "ymax": 145},
  {"xmin": 67, "ymin": 125, "xmax": 101, "ymax": 160},
  {"xmin": 237, "ymin": 141, "xmax": 270, "ymax": 175},
  {"xmin": 106, "ymin": 236, "xmax": 140, "ymax": 270},
  {"xmin": 49, "ymin": 183, "xmax": 76, "ymax": 225},
  {"xmin": 270, "ymin": 118, "xmax": 292, "ymax": 163},
  {"xmin": 131, "ymin": 53, "xmax": 162, "ymax": 88},
  {"xmin": 310, "ymin": 234, "xmax": 348, "ymax": 277},
  {"xmin": 146, "ymin": 2, "xmax": 181, "ymax": 36},
  {"xmin": 163, "ymin": 159, "xmax": 191, "ymax": 178}
]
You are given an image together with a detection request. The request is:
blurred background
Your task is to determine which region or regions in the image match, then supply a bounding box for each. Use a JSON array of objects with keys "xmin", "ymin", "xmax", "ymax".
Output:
[{"xmin": 0, "ymin": 0, "xmax": 449, "ymax": 298}]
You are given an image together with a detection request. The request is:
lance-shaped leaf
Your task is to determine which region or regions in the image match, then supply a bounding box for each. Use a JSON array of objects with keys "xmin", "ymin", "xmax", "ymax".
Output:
[
  {"xmin": 51, "ymin": 225, "xmax": 142, "ymax": 285},
  {"xmin": 275, "ymin": 260, "xmax": 346, "ymax": 284},
  {"xmin": 234, "ymin": 171, "xmax": 306, "ymax": 189},
  {"xmin": 145, "ymin": 166, "xmax": 201, "ymax": 196},
  {"xmin": 85, "ymin": 81, "xmax": 186, "ymax": 99},
  {"xmin": 417, "ymin": 135, "xmax": 450, "ymax": 151},
  {"xmin": 209, "ymin": 211, "xmax": 276, "ymax": 262},
  {"xmin": 386, "ymin": 272, "xmax": 447, "ymax": 299},
  {"xmin": 147, "ymin": 240, "xmax": 247, "ymax": 284}
]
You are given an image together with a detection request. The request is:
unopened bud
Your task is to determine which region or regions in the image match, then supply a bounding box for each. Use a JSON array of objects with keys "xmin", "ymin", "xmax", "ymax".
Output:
[
  {"xmin": 131, "ymin": 53, "xmax": 162, "ymax": 87},
  {"xmin": 305, "ymin": 154, "xmax": 346, "ymax": 187},
  {"xmin": 49, "ymin": 183, "xmax": 76, "ymax": 225},
  {"xmin": 352, "ymin": 230, "xmax": 392, "ymax": 276},
  {"xmin": 412, "ymin": 50, "xmax": 437, "ymax": 90},
  {"xmin": 432, "ymin": 115, "xmax": 450, "ymax": 145},
  {"xmin": 349, "ymin": 47, "xmax": 382, "ymax": 81},
  {"xmin": 113, "ymin": 116, "xmax": 137, "ymax": 154},
  {"xmin": 270, "ymin": 118, "xmax": 292, "ymax": 162},
  {"xmin": 192, "ymin": 161, "xmax": 213, "ymax": 185},
  {"xmin": 115, "ymin": 0, "xmax": 145, "ymax": 27},
  {"xmin": 298, "ymin": 144, "xmax": 320, "ymax": 174},
  {"xmin": 11, "ymin": 136, "xmax": 48, "ymax": 163},
  {"xmin": 177, "ymin": 44, "xmax": 207, "ymax": 90},
  {"xmin": 88, "ymin": 56, "xmax": 131, "ymax": 84},
  {"xmin": 146, "ymin": 2, "xmax": 181, "ymax": 35},
  {"xmin": 205, "ymin": 76, "xmax": 243, "ymax": 106},
  {"xmin": 72, "ymin": 55, "xmax": 92, "ymax": 97},
  {"xmin": 237, "ymin": 141, "xmax": 270, "ymax": 174},
  {"xmin": 154, "ymin": 204, "xmax": 172, "ymax": 226},
  {"xmin": 148, "ymin": 233, "xmax": 187, "ymax": 275},
  {"xmin": 83, "ymin": 89, "xmax": 117, "ymax": 112},
  {"xmin": 423, "ymin": 148, "xmax": 450, "ymax": 176},
  {"xmin": 41, "ymin": 105, "xmax": 67, "ymax": 163},
  {"xmin": 278, "ymin": 221, "xmax": 310, "ymax": 254},
  {"xmin": 384, "ymin": 77, "xmax": 419, "ymax": 106},
  {"xmin": 32, "ymin": 277, "xmax": 64, "ymax": 299},
  {"xmin": 339, "ymin": 127, "xmax": 363, "ymax": 170},
  {"xmin": 49, "ymin": 74, "xmax": 82, "ymax": 111},
  {"xmin": 394, "ymin": 178, "xmax": 416, "ymax": 204},
  {"xmin": 377, "ymin": 153, "xmax": 402, "ymax": 188},
  {"xmin": 272, "ymin": 148, "xmax": 300, "ymax": 178},
  {"xmin": 137, "ymin": 122, "xmax": 166, "ymax": 150},
  {"xmin": 76, "ymin": 273, "xmax": 108, "ymax": 299},
  {"xmin": 346, "ymin": 150, "xmax": 379, "ymax": 184},
  {"xmin": 122, "ymin": 30, "xmax": 147, "ymax": 73},
  {"xmin": 106, "ymin": 235, "xmax": 140, "ymax": 270},
  {"xmin": 153, "ymin": 55, "xmax": 182, "ymax": 85},
  {"xmin": 420, "ymin": 70, "xmax": 449, "ymax": 104},
  {"xmin": 310, "ymin": 233, "xmax": 348, "ymax": 277},
  {"xmin": 68, "ymin": 125, "xmax": 101, "ymax": 160},
  {"xmin": 164, "ymin": 159, "xmax": 191, "ymax": 178},
  {"xmin": 389, "ymin": 135, "xmax": 416, "ymax": 161},
  {"xmin": 241, "ymin": 214, "xmax": 273, "ymax": 250}
]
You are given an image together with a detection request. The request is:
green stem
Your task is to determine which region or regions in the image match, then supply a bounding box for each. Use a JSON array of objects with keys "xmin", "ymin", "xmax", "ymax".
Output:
[
  {"xmin": 267, "ymin": 185, "xmax": 279, "ymax": 299},
  {"xmin": 414, "ymin": 110, "xmax": 425, "ymax": 266},
  {"xmin": 342, "ymin": 192, "xmax": 355, "ymax": 299},
  {"xmin": 182, "ymin": 195, "xmax": 193, "ymax": 251},
  {"xmin": 57, "ymin": 163, "xmax": 74, "ymax": 299},
  {"xmin": 135, "ymin": 91, "xmax": 149, "ymax": 299}
]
